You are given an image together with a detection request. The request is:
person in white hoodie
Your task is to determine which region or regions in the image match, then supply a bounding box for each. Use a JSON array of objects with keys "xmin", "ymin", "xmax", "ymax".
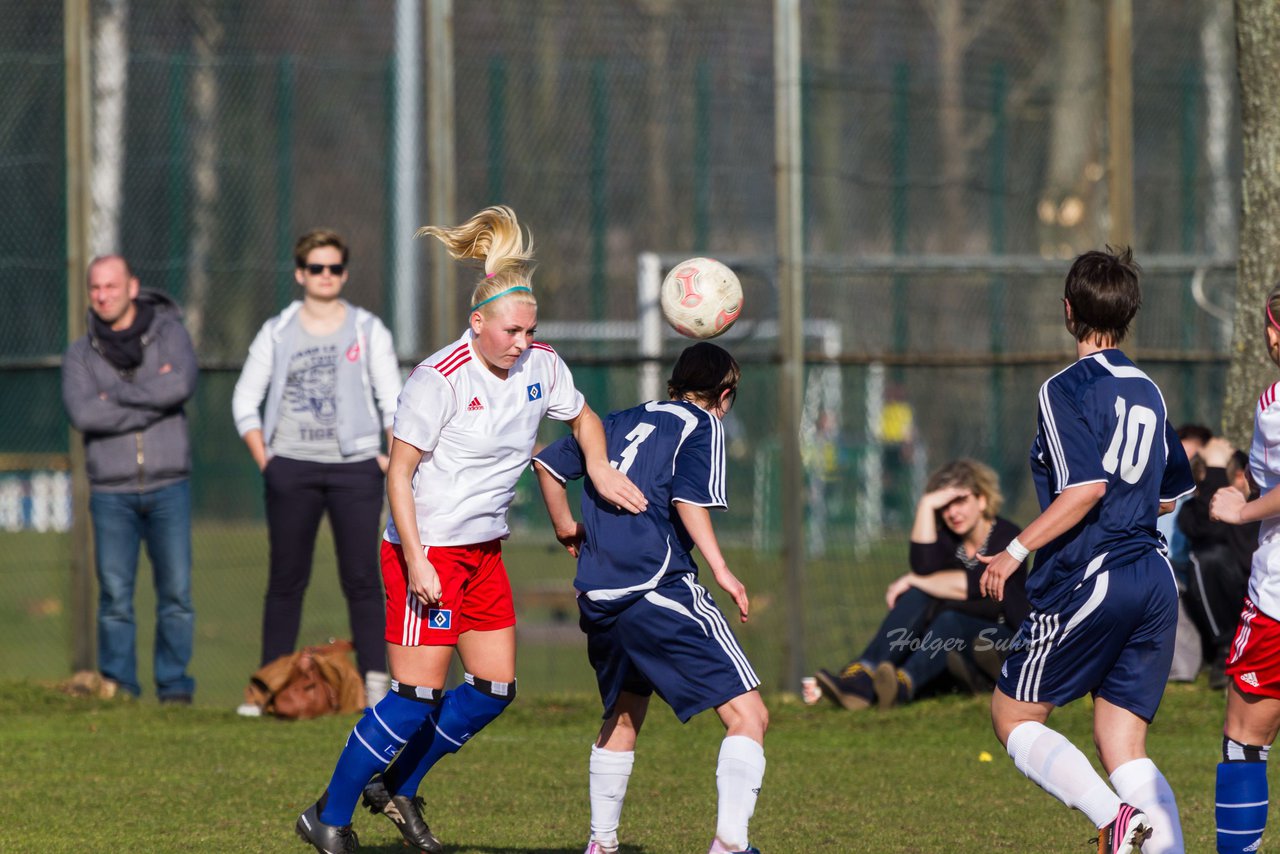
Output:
[{"xmin": 233, "ymin": 229, "xmax": 400, "ymax": 705}]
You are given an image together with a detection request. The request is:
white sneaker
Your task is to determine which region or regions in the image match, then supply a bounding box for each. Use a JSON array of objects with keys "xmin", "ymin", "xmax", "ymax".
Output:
[
  {"xmin": 236, "ymin": 702, "xmax": 262, "ymax": 717},
  {"xmin": 584, "ymin": 839, "xmax": 619, "ymax": 854}
]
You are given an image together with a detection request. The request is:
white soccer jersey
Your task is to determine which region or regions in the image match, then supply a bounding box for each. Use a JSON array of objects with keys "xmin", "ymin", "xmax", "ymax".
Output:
[
  {"xmin": 1248, "ymin": 381, "xmax": 1280, "ymax": 619},
  {"xmin": 385, "ymin": 330, "xmax": 585, "ymax": 547}
]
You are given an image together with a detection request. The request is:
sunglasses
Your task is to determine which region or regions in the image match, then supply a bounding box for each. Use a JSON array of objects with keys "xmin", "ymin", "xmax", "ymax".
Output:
[{"xmin": 302, "ymin": 263, "xmax": 345, "ymax": 276}]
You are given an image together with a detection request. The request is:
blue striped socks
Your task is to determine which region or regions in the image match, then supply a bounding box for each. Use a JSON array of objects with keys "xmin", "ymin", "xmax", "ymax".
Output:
[
  {"xmin": 1216, "ymin": 736, "xmax": 1269, "ymax": 854},
  {"xmin": 384, "ymin": 675, "xmax": 515, "ymax": 798},
  {"xmin": 319, "ymin": 686, "xmax": 439, "ymax": 826}
]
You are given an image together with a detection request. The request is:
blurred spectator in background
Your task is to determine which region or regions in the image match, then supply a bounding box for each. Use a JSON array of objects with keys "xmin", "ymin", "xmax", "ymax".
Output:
[
  {"xmin": 62, "ymin": 255, "xmax": 198, "ymax": 704},
  {"xmin": 1163, "ymin": 424, "xmax": 1211, "ymax": 682},
  {"xmin": 813, "ymin": 459, "xmax": 1028, "ymax": 710},
  {"xmin": 877, "ymin": 384, "xmax": 919, "ymax": 528},
  {"xmin": 1179, "ymin": 437, "xmax": 1259, "ymax": 689},
  {"xmin": 232, "ymin": 229, "xmax": 400, "ymax": 711}
]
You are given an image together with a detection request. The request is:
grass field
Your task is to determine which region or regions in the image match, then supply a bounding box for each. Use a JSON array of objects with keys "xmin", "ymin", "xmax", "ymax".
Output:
[
  {"xmin": 4, "ymin": 677, "xmax": 1237, "ymax": 852},
  {"xmin": 4, "ymin": 522, "xmax": 1246, "ymax": 851},
  {"xmin": 0, "ymin": 524, "xmax": 905, "ymax": 707}
]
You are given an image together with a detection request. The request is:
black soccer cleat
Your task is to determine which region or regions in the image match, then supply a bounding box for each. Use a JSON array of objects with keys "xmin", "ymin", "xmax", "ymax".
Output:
[
  {"xmin": 362, "ymin": 774, "xmax": 444, "ymax": 853},
  {"xmin": 296, "ymin": 793, "xmax": 359, "ymax": 854}
]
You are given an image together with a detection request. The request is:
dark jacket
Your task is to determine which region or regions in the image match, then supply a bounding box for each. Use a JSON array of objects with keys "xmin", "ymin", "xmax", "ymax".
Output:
[
  {"xmin": 908, "ymin": 515, "xmax": 1031, "ymax": 627},
  {"xmin": 1177, "ymin": 466, "xmax": 1259, "ymax": 576},
  {"xmin": 61, "ymin": 289, "xmax": 197, "ymax": 492}
]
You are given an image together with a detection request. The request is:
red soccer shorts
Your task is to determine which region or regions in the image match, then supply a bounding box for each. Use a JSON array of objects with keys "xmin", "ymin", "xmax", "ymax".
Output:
[
  {"xmin": 1226, "ymin": 597, "xmax": 1280, "ymax": 699},
  {"xmin": 382, "ymin": 539, "xmax": 516, "ymax": 646}
]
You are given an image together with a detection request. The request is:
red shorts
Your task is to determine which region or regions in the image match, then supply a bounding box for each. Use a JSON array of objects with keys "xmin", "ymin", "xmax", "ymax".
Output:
[
  {"xmin": 381, "ymin": 539, "xmax": 516, "ymax": 646},
  {"xmin": 1226, "ymin": 597, "xmax": 1280, "ymax": 699}
]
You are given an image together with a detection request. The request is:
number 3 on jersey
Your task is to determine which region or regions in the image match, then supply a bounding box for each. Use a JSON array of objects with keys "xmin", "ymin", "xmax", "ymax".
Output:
[
  {"xmin": 1101, "ymin": 396, "xmax": 1156, "ymax": 484},
  {"xmin": 612, "ymin": 423, "xmax": 656, "ymax": 475}
]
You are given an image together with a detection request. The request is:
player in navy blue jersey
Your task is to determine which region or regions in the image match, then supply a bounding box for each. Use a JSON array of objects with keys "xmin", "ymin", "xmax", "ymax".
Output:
[
  {"xmin": 533, "ymin": 342, "xmax": 766, "ymax": 854},
  {"xmin": 978, "ymin": 248, "xmax": 1195, "ymax": 854}
]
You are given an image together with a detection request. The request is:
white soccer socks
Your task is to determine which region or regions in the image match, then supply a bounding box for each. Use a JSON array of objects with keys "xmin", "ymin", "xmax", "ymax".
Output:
[
  {"xmin": 1110, "ymin": 757, "xmax": 1184, "ymax": 854},
  {"xmin": 1006, "ymin": 721, "xmax": 1120, "ymax": 828},
  {"xmin": 588, "ymin": 745, "xmax": 634, "ymax": 852},
  {"xmin": 714, "ymin": 735, "xmax": 766, "ymax": 851}
]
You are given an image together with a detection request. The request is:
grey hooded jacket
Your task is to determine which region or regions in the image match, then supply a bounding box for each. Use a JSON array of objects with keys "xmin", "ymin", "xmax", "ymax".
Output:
[{"xmin": 61, "ymin": 289, "xmax": 198, "ymax": 493}]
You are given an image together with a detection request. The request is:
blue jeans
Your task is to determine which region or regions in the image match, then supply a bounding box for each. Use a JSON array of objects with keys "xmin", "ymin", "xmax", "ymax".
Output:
[
  {"xmin": 900, "ymin": 609, "xmax": 1013, "ymax": 693},
  {"xmin": 90, "ymin": 480, "xmax": 195, "ymax": 698},
  {"xmin": 858, "ymin": 586, "xmax": 940, "ymax": 667}
]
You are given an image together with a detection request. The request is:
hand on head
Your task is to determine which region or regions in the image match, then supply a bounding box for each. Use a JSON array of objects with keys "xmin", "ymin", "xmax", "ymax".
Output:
[{"xmin": 1199, "ymin": 437, "xmax": 1234, "ymax": 468}]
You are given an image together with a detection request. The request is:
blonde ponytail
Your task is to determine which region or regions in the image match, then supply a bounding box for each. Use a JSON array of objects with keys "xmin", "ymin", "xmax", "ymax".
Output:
[{"xmin": 416, "ymin": 205, "xmax": 538, "ymax": 315}]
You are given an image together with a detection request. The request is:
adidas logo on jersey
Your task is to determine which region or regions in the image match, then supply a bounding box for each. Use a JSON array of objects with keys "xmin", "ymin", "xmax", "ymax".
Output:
[
  {"xmin": 467, "ymin": 397, "xmax": 484, "ymax": 411},
  {"xmin": 1242, "ymin": 671, "xmax": 1260, "ymax": 687}
]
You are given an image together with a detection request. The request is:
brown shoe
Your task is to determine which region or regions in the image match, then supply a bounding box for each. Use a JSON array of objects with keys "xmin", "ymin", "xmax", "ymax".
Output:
[
  {"xmin": 813, "ymin": 664, "xmax": 874, "ymax": 711},
  {"xmin": 872, "ymin": 662, "xmax": 912, "ymax": 709}
]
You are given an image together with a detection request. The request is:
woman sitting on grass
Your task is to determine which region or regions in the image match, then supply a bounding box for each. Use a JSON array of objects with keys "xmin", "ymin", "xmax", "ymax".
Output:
[{"xmin": 814, "ymin": 458, "xmax": 1029, "ymax": 710}]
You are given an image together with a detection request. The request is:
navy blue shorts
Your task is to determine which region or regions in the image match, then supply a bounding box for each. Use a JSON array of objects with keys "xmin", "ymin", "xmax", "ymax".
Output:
[
  {"xmin": 998, "ymin": 551, "xmax": 1177, "ymax": 722},
  {"xmin": 581, "ymin": 574, "xmax": 761, "ymax": 723}
]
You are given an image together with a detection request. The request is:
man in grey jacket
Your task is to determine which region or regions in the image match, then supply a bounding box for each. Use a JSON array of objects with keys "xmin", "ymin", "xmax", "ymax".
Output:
[{"xmin": 62, "ymin": 255, "xmax": 198, "ymax": 703}]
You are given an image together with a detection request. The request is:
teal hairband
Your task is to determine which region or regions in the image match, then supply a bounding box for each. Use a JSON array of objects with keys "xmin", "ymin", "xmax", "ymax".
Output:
[{"xmin": 470, "ymin": 285, "xmax": 532, "ymax": 312}]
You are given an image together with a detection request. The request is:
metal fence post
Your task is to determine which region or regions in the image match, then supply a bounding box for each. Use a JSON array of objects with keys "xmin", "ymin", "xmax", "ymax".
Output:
[
  {"xmin": 774, "ymin": 0, "xmax": 805, "ymax": 692},
  {"xmin": 427, "ymin": 0, "xmax": 456, "ymax": 354},
  {"xmin": 65, "ymin": 0, "xmax": 94, "ymax": 674}
]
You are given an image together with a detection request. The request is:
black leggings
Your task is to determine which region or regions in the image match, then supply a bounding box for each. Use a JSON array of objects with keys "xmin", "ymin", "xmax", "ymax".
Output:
[{"xmin": 261, "ymin": 456, "xmax": 387, "ymax": 675}]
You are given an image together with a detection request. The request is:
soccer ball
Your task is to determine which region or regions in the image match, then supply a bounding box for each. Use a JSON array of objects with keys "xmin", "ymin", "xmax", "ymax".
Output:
[{"xmin": 659, "ymin": 257, "xmax": 743, "ymax": 339}]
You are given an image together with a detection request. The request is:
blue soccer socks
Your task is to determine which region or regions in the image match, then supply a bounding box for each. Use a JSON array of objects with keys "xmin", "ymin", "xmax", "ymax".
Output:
[
  {"xmin": 1216, "ymin": 736, "xmax": 1270, "ymax": 854},
  {"xmin": 319, "ymin": 685, "xmax": 440, "ymax": 826},
  {"xmin": 384, "ymin": 675, "xmax": 516, "ymax": 798}
]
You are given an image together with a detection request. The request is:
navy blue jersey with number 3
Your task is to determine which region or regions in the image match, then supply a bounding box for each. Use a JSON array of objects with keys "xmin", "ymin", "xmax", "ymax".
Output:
[
  {"xmin": 533, "ymin": 399, "xmax": 727, "ymax": 615},
  {"xmin": 1026, "ymin": 349, "xmax": 1195, "ymax": 610}
]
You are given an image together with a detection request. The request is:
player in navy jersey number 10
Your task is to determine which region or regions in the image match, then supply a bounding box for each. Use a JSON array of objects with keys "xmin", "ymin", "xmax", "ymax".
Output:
[
  {"xmin": 533, "ymin": 343, "xmax": 767, "ymax": 854},
  {"xmin": 1205, "ymin": 284, "xmax": 1280, "ymax": 854},
  {"xmin": 977, "ymin": 248, "xmax": 1194, "ymax": 854}
]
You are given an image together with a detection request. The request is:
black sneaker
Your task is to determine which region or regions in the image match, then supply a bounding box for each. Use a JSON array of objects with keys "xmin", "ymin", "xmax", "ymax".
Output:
[
  {"xmin": 972, "ymin": 645, "xmax": 1005, "ymax": 685},
  {"xmin": 1208, "ymin": 646, "xmax": 1230, "ymax": 690},
  {"xmin": 813, "ymin": 664, "xmax": 875, "ymax": 711},
  {"xmin": 296, "ymin": 793, "xmax": 358, "ymax": 854},
  {"xmin": 158, "ymin": 693, "xmax": 193, "ymax": 706},
  {"xmin": 946, "ymin": 650, "xmax": 995, "ymax": 694},
  {"xmin": 362, "ymin": 775, "xmax": 444, "ymax": 853}
]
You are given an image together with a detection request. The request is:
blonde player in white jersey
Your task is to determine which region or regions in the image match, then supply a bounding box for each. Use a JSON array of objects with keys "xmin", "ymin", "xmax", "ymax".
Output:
[
  {"xmin": 1208, "ymin": 285, "xmax": 1280, "ymax": 854},
  {"xmin": 296, "ymin": 206, "xmax": 647, "ymax": 854}
]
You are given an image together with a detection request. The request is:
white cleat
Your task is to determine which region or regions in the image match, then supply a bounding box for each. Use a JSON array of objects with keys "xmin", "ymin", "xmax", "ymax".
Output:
[{"xmin": 1096, "ymin": 803, "xmax": 1152, "ymax": 853}]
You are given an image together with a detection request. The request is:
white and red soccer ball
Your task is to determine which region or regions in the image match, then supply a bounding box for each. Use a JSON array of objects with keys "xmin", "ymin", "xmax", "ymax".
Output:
[{"xmin": 659, "ymin": 257, "xmax": 744, "ymax": 340}]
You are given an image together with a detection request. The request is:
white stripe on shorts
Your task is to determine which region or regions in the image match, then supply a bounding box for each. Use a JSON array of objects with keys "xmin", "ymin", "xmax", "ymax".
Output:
[
  {"xmin": 682, "ymin": 575, "xmax": 759, "ymax": 690},
  {"xmin": 1060, "ymin": 572, "xmax": 1108, "ymax": 640},
  {"xmin": 402, "ymin": 591, "xmax": 423, "ymax": 645},
  {"xmin": 1230, "ymin": 599, "xmax": 1256, "ymax": 665},
  {"xmin": 1016, "ymin": 612, "xmax": 1060, "ymax": 703}
]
